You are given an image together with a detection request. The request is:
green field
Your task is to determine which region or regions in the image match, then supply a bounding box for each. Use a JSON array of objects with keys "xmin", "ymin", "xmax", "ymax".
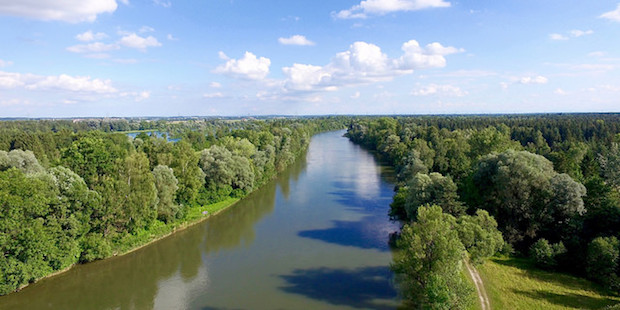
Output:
[{"xmin": 477, "ymin": 257, "xmax": 620, "ymax": 309}]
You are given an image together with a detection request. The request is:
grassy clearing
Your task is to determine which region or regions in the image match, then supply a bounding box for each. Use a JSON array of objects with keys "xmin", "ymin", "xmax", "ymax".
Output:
[{"xmin": 477, "ymin": 257, "xmax": 620, "ymax": 310}]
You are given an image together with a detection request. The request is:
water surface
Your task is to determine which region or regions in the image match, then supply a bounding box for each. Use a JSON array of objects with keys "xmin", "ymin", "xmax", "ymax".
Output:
[{"xmin": 0, "ymin": 130, "xmax": 401, "ymax": 310}]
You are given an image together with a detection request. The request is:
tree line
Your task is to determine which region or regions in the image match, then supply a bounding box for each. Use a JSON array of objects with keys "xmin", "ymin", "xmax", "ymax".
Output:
[
  {"xmin": 0, "ymin": 117, "xmax": 347, "ymax": 295},
  {"xmin": 346, "ymin": 114, "xmax": 620, "ymax": 308}
]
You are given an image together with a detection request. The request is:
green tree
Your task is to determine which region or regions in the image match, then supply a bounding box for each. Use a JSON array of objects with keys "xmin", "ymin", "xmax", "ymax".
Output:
[
  {"xmin": 529, "ymin": 238, "xmax": 566, "ymax": 269},
  {"xmin": 457, "ymin": 210, "xmax": 504, "ymax": 264},
  {"xmin": 152, "ymin": 165, "xmax": 180, "ymax": 222},
  {"xmin": 586, "ymin": 236, "xmax": 619, "ymax": 290},
  {"xmin": 170, "ymin": 141, "xmax": 204, "ymax": 205},
  {"xmin": 398, "ymin": 172, "xmax": 465, "ymax": 220},
  {"xmin": 392, "ymin": 205, "xmax": 474, "ymax": 309},
  {"xmin": 471, "ymin": 150, "xmax": 586, "ymax": 248}
]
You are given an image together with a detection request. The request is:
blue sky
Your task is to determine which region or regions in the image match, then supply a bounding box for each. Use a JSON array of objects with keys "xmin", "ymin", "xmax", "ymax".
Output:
[{"xmin": 1, "ymin": 0, "xmax": 619, "ymax": 117}]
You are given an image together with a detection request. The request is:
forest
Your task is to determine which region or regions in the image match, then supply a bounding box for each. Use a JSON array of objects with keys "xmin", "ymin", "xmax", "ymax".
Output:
[
  {"xmin": 0, "ymin": 116, "xmax": 347, "ymax": 295},
  {"xmin": 346, "ymin": 114, "xmax": 620, "ymax": 308}
]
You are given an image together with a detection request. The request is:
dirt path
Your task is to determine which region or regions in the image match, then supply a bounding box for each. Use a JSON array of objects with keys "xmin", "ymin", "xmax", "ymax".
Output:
[{"xmin": 465, "ymin": 260, "xmax": 491, "ymax": 310}]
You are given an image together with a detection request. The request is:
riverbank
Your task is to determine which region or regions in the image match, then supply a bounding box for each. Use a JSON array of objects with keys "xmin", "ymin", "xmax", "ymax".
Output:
[{"xmin": 478, "ymin": 257, "xmax": 620, "ymax": 309}]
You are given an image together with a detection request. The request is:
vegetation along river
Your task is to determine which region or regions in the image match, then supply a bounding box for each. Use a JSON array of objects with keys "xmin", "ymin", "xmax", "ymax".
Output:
[{"xmin": 0, "ymin": 130, "xmax": 402, "ymax": 310}]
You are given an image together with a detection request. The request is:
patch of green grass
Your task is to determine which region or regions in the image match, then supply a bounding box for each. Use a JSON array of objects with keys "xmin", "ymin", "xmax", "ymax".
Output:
[
  {"xmin": 185, "ymin": 197, "xmax": 239, "ymax": 221},
  {"xmin": 477, "ymin": 257, "xmax": 620, "ymax": 310}
]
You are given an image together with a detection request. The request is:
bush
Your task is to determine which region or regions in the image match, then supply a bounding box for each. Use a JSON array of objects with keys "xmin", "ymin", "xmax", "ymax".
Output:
[{"xmin": 530, "ymin": 239, "xmax": 566, "ymax": 269}]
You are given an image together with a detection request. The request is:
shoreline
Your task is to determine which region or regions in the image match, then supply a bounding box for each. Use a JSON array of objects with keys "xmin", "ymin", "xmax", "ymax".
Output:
[
  {"xmin": 13, "ymin": 197, "xmax": 241, "ymax": 294},
  {"xmin": 8, "ymin": 139, "xmax": 318, "ymax": 296}
]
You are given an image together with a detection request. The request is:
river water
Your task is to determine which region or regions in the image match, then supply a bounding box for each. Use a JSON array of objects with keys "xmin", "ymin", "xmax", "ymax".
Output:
[{"xmin": 0, "ymin": 130, "xmax": 402, "ymax": 310}]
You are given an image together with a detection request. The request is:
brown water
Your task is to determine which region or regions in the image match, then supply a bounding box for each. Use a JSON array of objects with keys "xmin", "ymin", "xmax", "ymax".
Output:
[{"xmin": 0, "ymin": 130, "xmax": 401, "ymax": 310}]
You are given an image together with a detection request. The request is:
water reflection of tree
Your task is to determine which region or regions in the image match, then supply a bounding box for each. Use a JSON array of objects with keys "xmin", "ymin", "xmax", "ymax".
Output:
[
  {"xmin": 203, "ymin": 151, "xmax": 307, "ymax": 254},
  {"xmin": 0, "ymin": 150, "xmax": 309, "ymax": 310}
]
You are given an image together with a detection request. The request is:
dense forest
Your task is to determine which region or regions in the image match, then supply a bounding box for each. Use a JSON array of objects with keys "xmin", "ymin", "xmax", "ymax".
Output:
[
  {"xmin": 346, "ymin": 114, "xmax": 620, "ymax": 308},
  {"xmin": 0, "ymin": 117, "xmax": 347, "ymax": 295}
]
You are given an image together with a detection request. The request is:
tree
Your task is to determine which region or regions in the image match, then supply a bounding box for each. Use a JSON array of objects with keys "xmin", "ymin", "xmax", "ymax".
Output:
[
  {"xmin": 529, "ymin": 238, "xmax": 566, "ymax": 269},
  {"xmin": 457, "ymin": 210, "xmax": 504, "ymax": 264},
  {"xmin": 0, "ymin": 149, "xmax": 44, "ymax": 174},
  {"xmin": 471, "ymin": 150, "xmax": 586, "ymax": 249},
  {"xmin": 121, "ymin": 152, "xmax": 158, "ymax": 231},
  {"xmin": 391, "ymin": 205, "xmax": 473, "ymax": 309},
  {"xmin": 398, "ymin": 172, "xmax": 465, "ymax": 221},
  {"xmin": 152, "ymin": 165, "xmax": 180, "ymax": 222},
  {"xmin": 586, "ymin": 236, "xmax": 619, "ymax": 290},
  {"xmin": 170, "ymin": 141, "xmax": 204, "ymax": 205},
  {"xmin": 600, "ymin": 142, "xmax": 620, "ymax": 190}
]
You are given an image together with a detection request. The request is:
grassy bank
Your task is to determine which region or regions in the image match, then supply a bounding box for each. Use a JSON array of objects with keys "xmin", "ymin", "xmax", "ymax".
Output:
[
  {"xmin": 477, "ymin": 257, "xmax": 620, "ymax": 309},
  {"xmin": 111, "ymin": 197, "xmax": 240, "ymax": 255}
]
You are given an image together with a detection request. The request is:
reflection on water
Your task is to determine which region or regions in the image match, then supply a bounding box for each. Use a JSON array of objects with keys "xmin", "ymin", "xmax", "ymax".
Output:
[{"xmin": 0, "ymin": 131, "xmax": 400, "ymax": 310}]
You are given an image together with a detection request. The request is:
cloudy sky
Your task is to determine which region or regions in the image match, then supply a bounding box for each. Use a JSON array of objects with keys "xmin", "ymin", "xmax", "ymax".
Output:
[{"xmin": 1, "ymin": 0, "xmax": 620, "ymax": 117}]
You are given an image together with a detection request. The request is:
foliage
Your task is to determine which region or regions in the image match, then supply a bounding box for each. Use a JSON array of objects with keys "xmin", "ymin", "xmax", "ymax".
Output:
[
  {"xmin": 392, "ymin": 205, "xmax": 474, "ymax": 309},
  {"xmin": 457, "ymin": 210, "xmax": 504, "ymax": 265},
  {"xmin": 586, "ymin": 236, "xmax": 620, "ymax": 291},
  {"xmin": 529, "ymin": 239, "xmax": 567, "ymax": 269}
]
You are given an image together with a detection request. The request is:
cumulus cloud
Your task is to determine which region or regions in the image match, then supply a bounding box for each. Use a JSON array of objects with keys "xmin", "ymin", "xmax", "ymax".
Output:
[
  {"xmin": 601, "ymin": 4, "xmax": 620, "ymax": 22},
  {"xmin": 66, "ymin": 42, "xmax": 120, "ymax": 53},
  {"xmin": 282, "ymin": 40, "xmax": 462, "ymax": 91},
  {"xmin": 203, "ymin": 92, "xmax": 224, "ymax": 98},
  {"xmin": 549, "ymin": 33, "xmax": 568, "ymax": 41},
  {"xmin": 214, "ymin": 51, "xmax": 271, "ymax": 80},
  {"xmin": 0, "ymin": 59, "xmax": 12, "ymax": 67},
  {"xmin": 118, "ymin": 33, "xmax": 162, "ymax": 50},
  {"xmin": 519, "ymin": 75, "xmax": 548, "ymax": 84},
  {"xmin": 412, "ymin": 83, "xmax": 467, "ymax": 96},
  {"xmin": 278, "ymin": 35, "xmax": 315, "ymax": 46},
  {"xmin": 166, "ymin": 34, "xmax": 178, "ymax": 41},
  {"xmin": 209, "ymin": 82, "xmax": 222, "ymax": 88},
  {"xmin": 153, "ymin": 0, "xmax": 171, "ymax": 8},
  {"xmin": 76, "ymin": 30, "xmax": 108, "ymax": 42},
  {"xmin": 334, "ymin": 0, "xmax": 450, "ymax": 19},
  {"xmin": 550, "ymin": 29, "xmax": 593, "ymax": 40},
  {"xmin": 0, "ymin": 70, "xmax": 117, "ymax": 93},
  {"xmin": 0, "ymin": 0, "xmax": 118, "ymax": 23}
]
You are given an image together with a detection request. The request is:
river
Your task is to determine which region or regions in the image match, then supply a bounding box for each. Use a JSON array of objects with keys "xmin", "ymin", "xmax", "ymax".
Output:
[{"xmin": 0, "ymin": 130, "xmax": 402, "ymax": 310}]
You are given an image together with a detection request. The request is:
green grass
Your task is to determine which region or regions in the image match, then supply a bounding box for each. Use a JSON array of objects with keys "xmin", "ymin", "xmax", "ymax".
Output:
[{"xmin": 477, "ymin": 257, "xmax": 620, "ymax": 310}]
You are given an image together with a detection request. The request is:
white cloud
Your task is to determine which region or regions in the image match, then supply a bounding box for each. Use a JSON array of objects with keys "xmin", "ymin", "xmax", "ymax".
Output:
[
  {"xmin": 570, "ymin": 29, "xmax": 593, "ymax": 37},
  {"xmin": 601, "ymin": 4, "xmax": 620, "ymax": 22},
  {"xmin": 153, "ymin": 0, "xmax": 171, "ymax": 8},
  {"xmin": 0, "ymin": 0, "xmax": 118, "ymax": 23},
  {"xmin": 334, "ymin": 0, "xmax": 450, "ymax": 19},
  {"xmin": 66, "ymin": 42, "xmax": 120, "ymax": 53},
  {"xmin": 76, "ymin": 30, "xmax": 108, "ymax": 42},
  {"xmin": 281, "ymin": 39, "xmax": 462, "ymax": 92},
  {"xmin": 351, "ymin": 91, "xmax": 361, "ymax": 99},
  {"xmin": 278, "ymin": 35, "xmax": 315, "ymax": 46},
  {"xmin": 118, "ymin": 33, "xmax": 162, "ymax": 50},
  {"xmin": 412, "ymin": 83, "xmax": 467, "ymax": 96},
  {"xmin": 214, "ymin": 51, "xmax": 271, "ymax": 80},
  {"xmin": 0, "ymin": 70, "xmax": 117, "ymax": 93},
  {"xmin": 588, "ymin": 51, "xmax": 606, "ymax": 57},
  {"xmin": 203, "ymin": 92, "xmax": 224, "ymax": 98},
  {"xmin": 139, "ymin": 26, "xmax": 155, "ymax": 33},
  {"xmin": 27, "ymin": 74, "xmax": 117, "ymax": 93},
  {"xmin": 135, "ymin": 91, "xmax": 150, "ymax": 101},
  {"xmin": 554, "ymin": 88, "xmax": 567, "ymax": 95},
  {"xmin": 166, "ymin": 34, "xmax": 178, "ymax": 41},
  {"xmin": 551, "ymin": 29, "xmax": 593, "ymax": 41},
  {"xmin": 0, "ymin": 59, "xmax": 13, "ymax": 67},
  {"xmin": 549, "ymin": 33, "xmax": 568, "ymax": 41},
  {"xmin": 209, "ymin": 82, "xmax": 222, "ymax": 88},
  {"xmin": 519, "ymin": 75, "xmax": 548, "ymax": 84}
]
